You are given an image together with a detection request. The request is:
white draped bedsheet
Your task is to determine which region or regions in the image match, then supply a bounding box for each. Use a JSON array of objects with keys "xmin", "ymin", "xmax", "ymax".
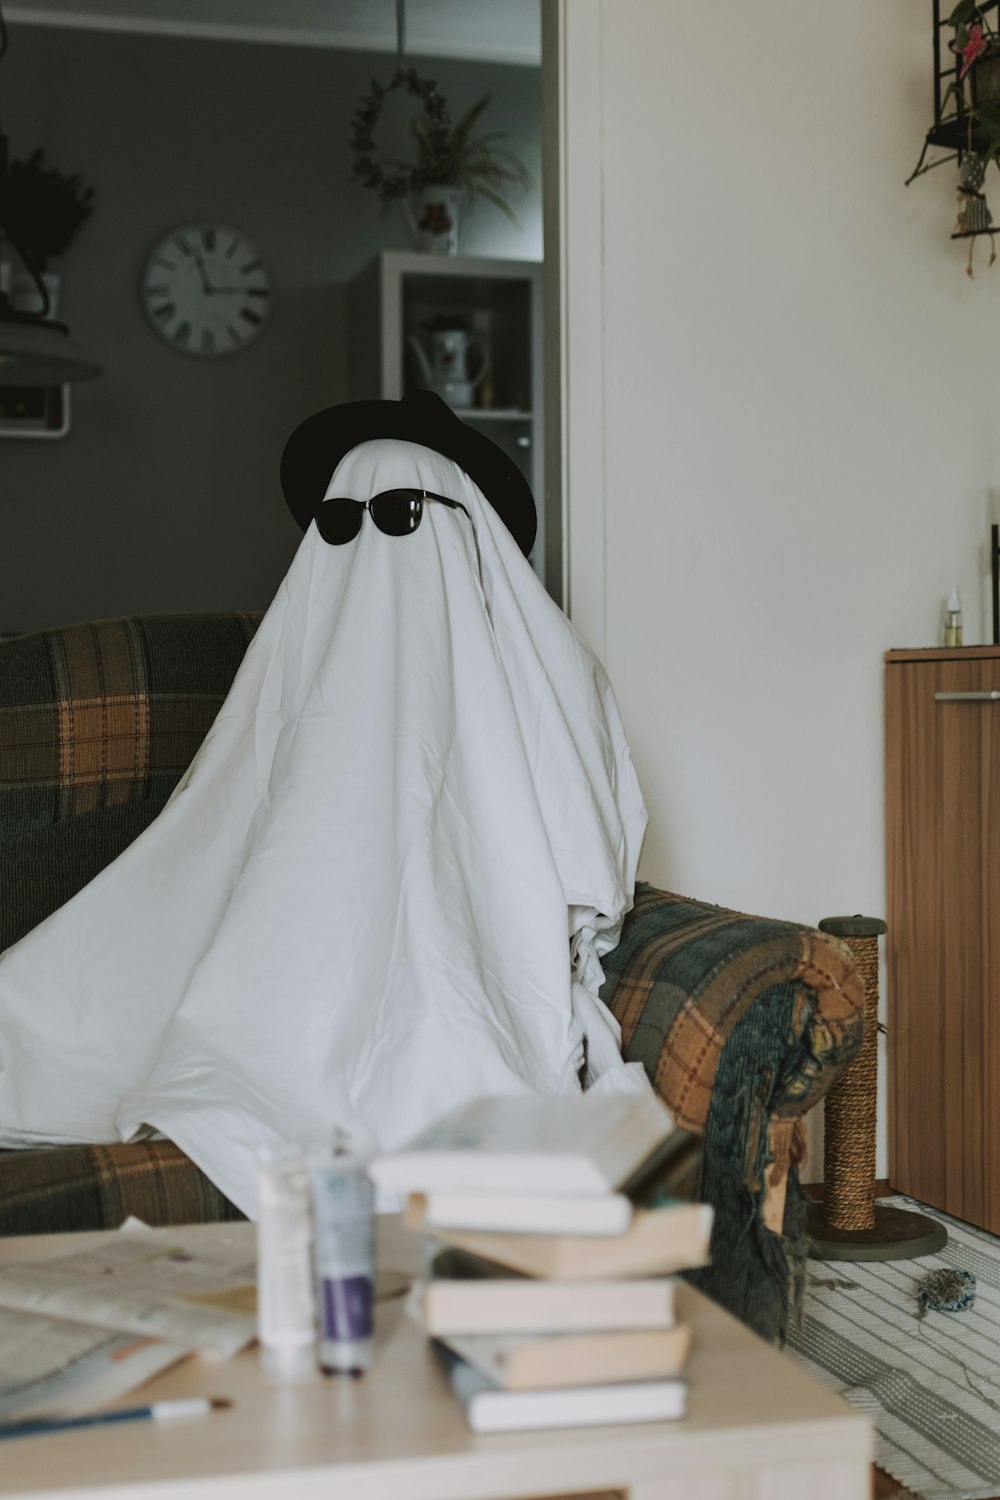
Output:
[{"xmin": 0, "ymin": 439, "xmax": 650, "ymax": 1215}]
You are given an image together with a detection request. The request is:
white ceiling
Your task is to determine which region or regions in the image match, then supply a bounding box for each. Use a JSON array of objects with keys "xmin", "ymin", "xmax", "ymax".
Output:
[{"xmin": 4, "ymin": 0, "xmax": 542, "ymax": 65}]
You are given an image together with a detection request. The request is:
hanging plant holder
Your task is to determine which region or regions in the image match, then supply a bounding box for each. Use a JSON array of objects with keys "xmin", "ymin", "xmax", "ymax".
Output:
[
  {"xmin": 905, "ymin": 1, "xmax": 1000, "ymax": 179},
  {"xmin": 906, "ymin": 2, "xmax": 1000, "ymax": 269}
]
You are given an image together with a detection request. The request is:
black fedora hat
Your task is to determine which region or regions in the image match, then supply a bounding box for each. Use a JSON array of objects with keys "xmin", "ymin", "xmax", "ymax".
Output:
[{"xmin": 280, "ymin": 390, "xmax": 536, "ymax": 558}]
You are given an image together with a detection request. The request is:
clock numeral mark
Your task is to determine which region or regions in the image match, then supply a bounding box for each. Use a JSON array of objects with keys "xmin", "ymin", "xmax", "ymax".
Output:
[
  {"xmin": 240, "ymin": 308, "xmax": 263, "ymax": 326},
  {"xmin": 175, "ymin": 233, "xmax": 193, "ymax": 257},
  {"xmin": 203, "ymin": 227, "xmax": 216, "ymax": 252},
  {"xmin": 202, "ymin": 329, "xmax": 216, "ymax": 354},
  {"xmin": 240, "ymin": 259, "xmax": 262, "ymax": 275},
  {"xmin": 151, "ymin": 257, "xmax": 175, "ymax": 271},
  {"xmin": 174, "ymin": 321, "xmax": 192, "ymax": 346},
  {"xmin": 153, "ymin": 302, "xmax": 175, "ymax": 321},
  {"xmin": 145, "ymin": 284, "xmax": 170, "ymax": 296},
  {"xmin": 225, "ymin": 236, "xmax": 241, "ymax": 260},
  {"xmin": 226, "ymin": 324, "xmax": 245, "ymax": 345},
  {"xmin": 245, "ymin": 288, "xmax": 269, "ymax": 298}
]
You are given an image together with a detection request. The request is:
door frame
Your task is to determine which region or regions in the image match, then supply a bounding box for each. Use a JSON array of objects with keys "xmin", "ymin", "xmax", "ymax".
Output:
[{"xmin": 542, "ymin": 0, "xmax": 606, "ymax": 656}]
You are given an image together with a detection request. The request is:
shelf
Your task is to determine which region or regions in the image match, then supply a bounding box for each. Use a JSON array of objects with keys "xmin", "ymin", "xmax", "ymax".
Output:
[
  {"xmin": 926, "ymin": 120, "xmax": 987, "ymax": 152},
  {"xmin": 347, "ymin": 250, "xmax": 551, "ymax": 593},
  {"xmin": 885, "ymin": 645, "xmax": 1000, "ymax": 661},
  {"xmin": 450, "ymin": 407, "xmax": 533, "ymax": 422}
]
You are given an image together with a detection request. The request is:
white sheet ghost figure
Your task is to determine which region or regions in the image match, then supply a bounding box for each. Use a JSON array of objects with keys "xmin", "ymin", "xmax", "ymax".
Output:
[{"xmin": 0, "ymin": 438, "xmax": 651, "ymax": 1215}]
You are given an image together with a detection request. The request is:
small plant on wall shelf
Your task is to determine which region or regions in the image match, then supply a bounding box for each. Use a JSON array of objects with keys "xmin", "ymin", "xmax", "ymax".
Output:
[{"xmin": 5, "ymin": 148, "xmax": 95, "ymax": 271}]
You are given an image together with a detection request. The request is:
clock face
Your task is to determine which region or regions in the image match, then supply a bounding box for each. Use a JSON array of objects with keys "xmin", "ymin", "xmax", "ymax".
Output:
[{"xmin": 141, "ymin": 223, "xmax": 272, "ymax": 357}]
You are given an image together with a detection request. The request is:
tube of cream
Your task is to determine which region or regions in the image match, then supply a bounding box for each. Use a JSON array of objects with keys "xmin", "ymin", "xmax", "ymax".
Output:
[
  {"xmin": 256, "ymin": 1145, "xmax": 316, "ymax": 1382},
  {"xmin": 309, "ymin": 1149, "xmax": 375, "ymax": 1376}
]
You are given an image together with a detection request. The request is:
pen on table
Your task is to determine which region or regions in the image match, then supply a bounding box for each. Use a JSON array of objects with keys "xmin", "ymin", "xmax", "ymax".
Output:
[{"xmin": 0, "ymin": 1396, "xmax": 232, "ymax": 1441}]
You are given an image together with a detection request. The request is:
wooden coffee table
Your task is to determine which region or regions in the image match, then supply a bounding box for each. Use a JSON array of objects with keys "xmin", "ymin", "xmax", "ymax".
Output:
[{"xmin": 0, "ymin": 1218, "xmax": 870, "ymax": 1500}]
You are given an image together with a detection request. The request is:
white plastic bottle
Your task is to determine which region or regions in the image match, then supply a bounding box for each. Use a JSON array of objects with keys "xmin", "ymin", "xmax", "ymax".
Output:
[{"xmin": 257, "ymin": 1145, "xmax": 316, "ymax": 1381}]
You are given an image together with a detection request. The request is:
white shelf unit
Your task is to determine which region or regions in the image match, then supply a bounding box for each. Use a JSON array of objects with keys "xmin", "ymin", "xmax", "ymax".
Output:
[{"xmin": 347, "ymin": 251, "xmax": 547, "ymax": 583}]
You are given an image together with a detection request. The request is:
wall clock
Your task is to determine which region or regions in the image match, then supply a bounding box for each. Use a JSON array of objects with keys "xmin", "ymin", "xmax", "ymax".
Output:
[{"xmin": 141, "ymin": 223, "xmax": 272, "ymax": 357}]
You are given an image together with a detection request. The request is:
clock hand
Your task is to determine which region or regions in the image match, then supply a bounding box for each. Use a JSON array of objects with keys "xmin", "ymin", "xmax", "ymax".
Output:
[{"xmin": 190, "ymin": 247, "xmax": 214, "ymax": 296}]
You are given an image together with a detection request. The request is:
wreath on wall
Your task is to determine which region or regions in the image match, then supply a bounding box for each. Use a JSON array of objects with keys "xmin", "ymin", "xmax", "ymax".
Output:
[
  {"xmin": 349, "ymin": 66, "xmax": 528, "ymax": 218},
  {"xmin": 349, "ymin": 68, "xmax": 452, "ymax": 203}
]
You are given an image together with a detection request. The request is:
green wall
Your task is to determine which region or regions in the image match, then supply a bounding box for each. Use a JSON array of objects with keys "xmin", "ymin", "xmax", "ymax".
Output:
[{"xmin": 1, "ymin": 26, "xmax": 541, "ymax": 632}]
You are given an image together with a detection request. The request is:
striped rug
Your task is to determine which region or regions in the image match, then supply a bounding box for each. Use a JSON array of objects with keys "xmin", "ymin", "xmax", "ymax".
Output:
[{"xmin": 786, "ymin": 1196, "xmax": 1000, "ymax": 1500}]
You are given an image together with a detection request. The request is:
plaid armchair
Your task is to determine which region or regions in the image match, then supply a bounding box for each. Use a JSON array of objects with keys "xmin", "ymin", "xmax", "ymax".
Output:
[{"xmin": 0, "ymin": 613, "xmax": 863, "ymax": 1342}]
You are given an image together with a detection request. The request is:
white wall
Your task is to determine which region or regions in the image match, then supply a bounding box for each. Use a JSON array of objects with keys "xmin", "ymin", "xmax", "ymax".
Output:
[{"xmin": 557, "ymin": 0, "xmax": 1000, "ymax": 1178}]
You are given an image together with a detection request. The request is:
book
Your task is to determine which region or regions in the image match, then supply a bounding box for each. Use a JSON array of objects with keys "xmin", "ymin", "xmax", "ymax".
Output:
[
  {"xmin": 413, "ymin": 1249, "xmax": 677, "ymax": 1335},
  {"xmin": 368, "ymin": 1090, "xmax": 676, "ymax": 1199},
  {"xmin": 433, "ymin": 1341, "xmax": 687, "ymax": 1432},
  {"xmin": 404, "ymin": 1125, "xmax": 703, "ymax": 1237},
  {"xmin": 437, "ymin": 1323, "xmax": 692, "ymax": 1391},
  {"xmin": 404, "ymin": 1199, "xmax": 713, "ymax": 1281}
]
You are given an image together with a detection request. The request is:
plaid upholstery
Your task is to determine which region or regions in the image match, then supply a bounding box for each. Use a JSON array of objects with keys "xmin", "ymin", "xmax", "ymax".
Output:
[
  {"xmin": 0, "ymin": 1143, "xmax": 244, "ymax": 1236},
  {"xmin": 602, "ymin": 884, "xmax": 863, "ymax": 1136},
  {"xmin": 0, "ymin": 614, "xmax": 864, "ymax": 1343},
  {"xmin": 0, "ymin": 613, "xmax": 261, "ymax": 949},
  {"xmin": 601, "ymin": 884, "xmax": 864, "ymax": 1339}
]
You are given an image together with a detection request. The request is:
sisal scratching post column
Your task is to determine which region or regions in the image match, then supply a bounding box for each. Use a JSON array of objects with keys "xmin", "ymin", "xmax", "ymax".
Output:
[{"xmin": 806, "ymin": 915, "xmax": 947, "ymax": 1261}]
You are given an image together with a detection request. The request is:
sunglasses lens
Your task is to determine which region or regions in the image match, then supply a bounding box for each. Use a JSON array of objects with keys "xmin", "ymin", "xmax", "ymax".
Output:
[
  {"xmin": 371, "ymin": 491, "xmax": 422, "ymax": 537},
  {"xmin": 316, "ymin": 501, "xmax": 364, "ymax": 546}
]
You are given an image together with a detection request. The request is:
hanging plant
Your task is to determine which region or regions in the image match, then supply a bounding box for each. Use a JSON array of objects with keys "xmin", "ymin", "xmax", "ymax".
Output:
[{"xmin": 349, "ymin": 66, "xmax": 528, "ymax": 220}]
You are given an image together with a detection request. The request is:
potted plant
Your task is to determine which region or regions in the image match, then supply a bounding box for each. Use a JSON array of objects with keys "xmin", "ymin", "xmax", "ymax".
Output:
[
  {"xmin": 350, "ymin": 67, "xmax": 528, "ymax": 253},
  {"xmin": 3, "ymin": 147, "xmax": 95, "ymax": 316}
]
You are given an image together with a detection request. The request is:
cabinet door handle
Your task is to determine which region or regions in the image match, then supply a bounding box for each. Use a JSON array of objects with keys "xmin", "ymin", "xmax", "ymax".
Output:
[{"xmin": 934, "ymin": 690, "xmax": 1000, "ymax": 701}]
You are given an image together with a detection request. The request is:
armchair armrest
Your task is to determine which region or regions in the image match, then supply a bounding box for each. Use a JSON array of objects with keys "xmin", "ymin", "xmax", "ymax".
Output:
[
  {"xmin": 600, "ymin": 883, "xmax": 864, "ymax": 1341},
  {"xmin": 0, "ymin": 612, "xmax": 261, "ymax": 950}
]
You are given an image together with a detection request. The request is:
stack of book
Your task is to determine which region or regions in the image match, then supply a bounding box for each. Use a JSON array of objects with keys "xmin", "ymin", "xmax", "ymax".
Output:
[{"xmin": 369, "ymin": 1091, "xmax": 712, "ymax": 1433}]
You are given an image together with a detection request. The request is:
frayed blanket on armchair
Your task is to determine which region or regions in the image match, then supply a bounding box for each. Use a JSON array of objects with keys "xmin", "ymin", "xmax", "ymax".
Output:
[{"xmin": 600, "ymin": 884, "xmax": 863, "ymax": 1343}]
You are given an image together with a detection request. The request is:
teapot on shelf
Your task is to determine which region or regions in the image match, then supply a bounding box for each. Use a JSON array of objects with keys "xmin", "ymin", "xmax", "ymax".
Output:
[{"xmin": 406, "ymin": 325, "xmax": 490, "ymax": 410}]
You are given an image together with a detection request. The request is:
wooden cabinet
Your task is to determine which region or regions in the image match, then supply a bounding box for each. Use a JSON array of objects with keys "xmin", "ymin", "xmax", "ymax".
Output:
[
  {"xmin": 346, "ymin": 251, "xmax": 551, "ymax": 590},
  {"xmin": 885, "ymin": 646, "xmax": 1000, "ymax": 1232}
]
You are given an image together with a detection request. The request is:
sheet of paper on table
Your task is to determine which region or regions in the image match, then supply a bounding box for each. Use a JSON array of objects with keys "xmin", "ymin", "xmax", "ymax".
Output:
[
  {"xmin": 0, "ymin": 1307, "xmax": 190, "ymax": 1422},
  {"xmin": 0, "ymin": 1222, "xmax": 259, "ymax": 1424}
]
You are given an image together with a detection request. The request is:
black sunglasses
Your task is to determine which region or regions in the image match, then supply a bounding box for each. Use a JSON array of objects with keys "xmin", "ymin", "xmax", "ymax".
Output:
[{"xmin": 315, "ymin": 489, "xmax": 471, "ymax": 546}]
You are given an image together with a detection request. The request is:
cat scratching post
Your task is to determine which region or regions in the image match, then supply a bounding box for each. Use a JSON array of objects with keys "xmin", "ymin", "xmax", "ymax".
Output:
[{"xmin": 806, "ymin": 915, "xmax": 946, "ymax": 1261}]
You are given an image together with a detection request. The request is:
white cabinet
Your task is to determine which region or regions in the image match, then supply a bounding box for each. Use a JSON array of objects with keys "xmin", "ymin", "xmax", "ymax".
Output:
[{"xmin": 347, "ymin": 251, "xmax": 550, "ymax": 587}]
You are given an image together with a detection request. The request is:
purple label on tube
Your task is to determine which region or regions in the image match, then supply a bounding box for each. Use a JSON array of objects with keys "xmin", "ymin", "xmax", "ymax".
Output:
[{"xmin": 321, "ymin": 1274, "xmax": 373, "ymax": 1340}]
